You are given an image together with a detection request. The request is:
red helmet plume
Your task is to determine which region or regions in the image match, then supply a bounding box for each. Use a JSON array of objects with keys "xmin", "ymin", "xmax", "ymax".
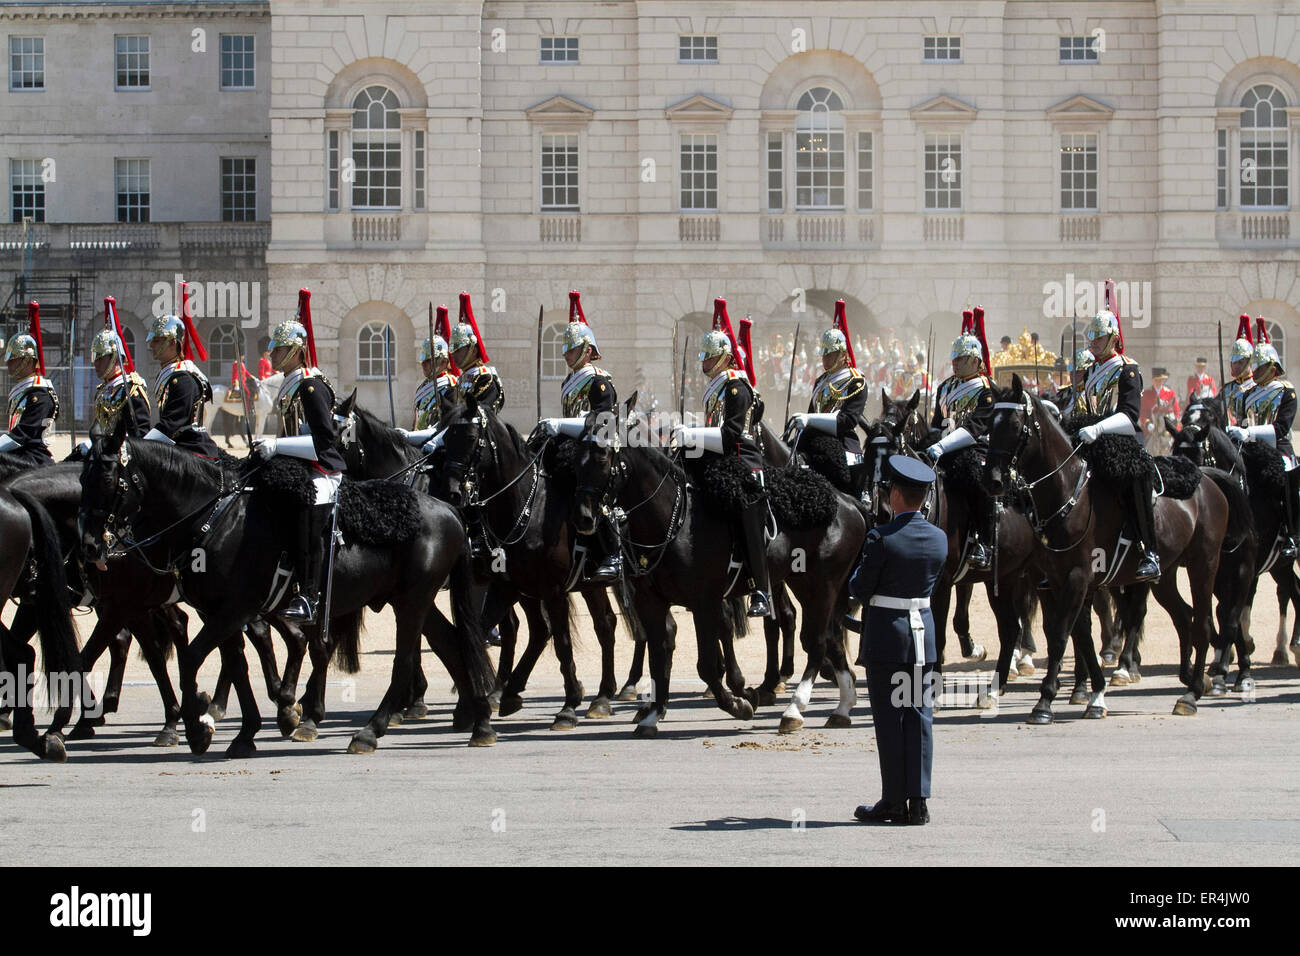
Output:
[
  {"xmin": 176, "ymin": 281, "xmax": 208, "ymax": 363},
  {"xmin": 737, "ymin": 317, "xmax": 757, "ymax": 386},
  {"xmin": 1256, "ymin": 316, "xmax": 1270, "ymax": 345},
  {"xmin": 971, "ymin": 306, "xmax": 992, "ymax": 373},
  {"xmin": 1236, "ymin": 313, "xmax": 1253, "ymax": 345},
  {"xmin": 458, "ymin": 292, "xmax": 489, "ymax": 364},
  {"xmin": 105, "ymin": 296, "xmax": 134, "ymax": 373},
  {"xmin": 295, "ymin": 289, "xmax": 317, "ymax": 368},
  {"xmin": 434, "ymin": 304, "xmax": 459, "ymax": 374},
  {"xmin": 1104, "ymin": 278, "xmax": 1124, "ymax": 354},
  {"xmin": 27, "ymin": 301, "xmax": 45, "ymax": 376},
  {"xmin": 832, "ymin": 299, "xmax": 857, "ymax": 369},
  {"xmin": 569, "ymin": 290, "xmax": 588, "ymax": 325}
]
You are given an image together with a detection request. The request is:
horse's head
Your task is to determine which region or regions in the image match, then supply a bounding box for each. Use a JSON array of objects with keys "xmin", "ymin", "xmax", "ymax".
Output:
[
  {"xmin": 1182, "ymin": 391, "xmax": 1225, "ymax": 445},
  {"xmin": 435, "ymin": 396, "xmax": 487, "ymax": 507},
  {"xmin": 870, "ymin": 388, "xmax": 921, "ymax": 448},
  {"xmin": 982, "ymin": 373, "xmax": 1033, "ymax": 497},
  {"xmin": 79, "ymin": 415, "xmax": 141, "ymax": 566},
  {"xmin": 573, "ymin": 431, "xmax": 621, "ymax": 537},
  {"xmin": 1167, "ymin": 417, "xmax": 1202, "ymax": 464}
]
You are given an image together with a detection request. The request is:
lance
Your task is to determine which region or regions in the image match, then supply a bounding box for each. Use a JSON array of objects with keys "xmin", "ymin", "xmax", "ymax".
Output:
[
  {"xmin": 923, "ymin": 322, "xmax": 934, "ymax": 424},
  {"xmin": 384, "ymin": 324, "xmax": 395, "ymax": 426},
  {"xmin": 678, "ymin": 334, "xmax": 689, "ymax": 422},
  {"xmin": 236, "ymin": 327, "xmax": 254, "ymax": 447},
  {"xmin": 1217, "ymin": 322, "xmax": 1226, "ymax": 397},
  {"xmin": 783, "ymin": 322, "xmax": 801, "ymax": 424},
  {"xmin": 427, "ymin": 301, "xmax": 435, "ymax": 364},
  {"xmin": 535, "ymin": 304, "xmax": 544, "ymax": 421}
]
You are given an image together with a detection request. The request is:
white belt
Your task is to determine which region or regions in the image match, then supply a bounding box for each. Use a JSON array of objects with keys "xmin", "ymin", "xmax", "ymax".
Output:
[{"xmin": 868, "ymin": 596, "xmax": 931, "ymax": 610}]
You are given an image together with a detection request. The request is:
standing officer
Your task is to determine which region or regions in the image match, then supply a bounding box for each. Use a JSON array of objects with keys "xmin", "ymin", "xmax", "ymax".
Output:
[
  {"xmin": 850, "ymin": 454, "xmax": 948, "ymax": 825},
  {"xmin": 0, "ymin": 301, "xmax": 57, "ymax": 468}
]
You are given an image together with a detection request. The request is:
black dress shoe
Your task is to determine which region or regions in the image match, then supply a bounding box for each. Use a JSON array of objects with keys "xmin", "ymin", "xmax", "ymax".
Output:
[
  {"xmin": 854, "ymin": 800, "xmax": 907, "ymax": 823},
  {"xmin": 1134, "ymin": 550, "xmax": 1161, "ymax": 582},
  {"xmin": 747, "ymin": 591, "xmax": 772, "ymax": 618},
  {"xmin": 907, "ymin": 798, "xmax": 930, "ymax": 826},
  {"xmin": 1279, "ymin": 536, "xmax": 1298, "ymax": 561},
  {"xmin": 967, "ymin": 541, "xmax": 992, "ymax": 571},
  {"xmin": 587, "ymin": 555, "xmax": 622, "ymax": 584}
]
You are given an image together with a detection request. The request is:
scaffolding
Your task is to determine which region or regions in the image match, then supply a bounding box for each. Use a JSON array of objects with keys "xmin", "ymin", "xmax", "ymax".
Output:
[{"xmin": 2, "ymin": 273, "xmax": 88, "ymax": 438}]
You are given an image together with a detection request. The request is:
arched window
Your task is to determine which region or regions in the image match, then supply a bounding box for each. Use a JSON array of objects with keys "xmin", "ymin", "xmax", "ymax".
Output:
[
  {"xmin": 1240, "ymin": 84, "xmax": 1289, "ymax": 209},
  {"xmin": 207, "ymin": 323, "xmax": 238, "ymax": 380},
  {"xmin": 541, "ymin": 322, "xmax": 567, "ymax": 380},
  {"xmin": 352, "ymin": 85, "xmax": 401, "ymax": 209},
  {"xmin": 795, "ymin": 86, "xmax": 845, "ymax": 209},
  {"xmin": 357, "ymin": 321, "xmax": 395, "ymax": 380},
  {"xmin": 1265, "ymin": 321, "xmax": 1286, "ymax": 370}
]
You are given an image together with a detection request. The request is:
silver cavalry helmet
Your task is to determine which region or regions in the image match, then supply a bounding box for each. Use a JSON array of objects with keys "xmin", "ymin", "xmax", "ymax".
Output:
[
  {"xmin": 563, "ymin": 321, "xmax": 599, "ymax": 357},
  {"xmin": 1072, "ymin": 347, "xmax": 1095, "ymax": 372},
  {"xmin": 145, "ymin": 314, "xmax": 185, "ymax": 346},
  {"xmin": 698, "ymin": 329, "xmax": 733, "ymax": 362},
  {"xmin": 450, "ymin": 322, "xmax": 478, "ymax": 353},
  {"xmin": 91, "ymin": 329, "xmax": 123, "ymax": 363},
  {"xmin": 950, "ymin": 332, "xmax": 984, "ymax": 364},
  {"xmin": 418, "ymin": 335, "xmax": 449, "ymax": 364},
  {"xmin": 3, "ymin": 332, "xmax": 37, "ymax": 364},
  {"xmin": 270, "ymin": 319, "xmax": 308, "ymax": 352},
  {"xmin": 1252, "ymin": 342, "xmax": 1284, "ymax": 376},
  {"xmin": 1230, "ymin": 336, "xmax": 1255, "ymax": 363},
  {"xmin": 1084, "ymin": 309, "xmax": 1120, "ymax": 344},
  {"xmin": 819, "ymin": 328, "xmax": 848, "ymax": 356}
]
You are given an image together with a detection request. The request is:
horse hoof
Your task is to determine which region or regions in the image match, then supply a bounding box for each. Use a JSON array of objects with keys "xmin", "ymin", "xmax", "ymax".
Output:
[
  {"xmin": 1069, "ymin": 686, "xmax": 1090, "ymax": 706},
  {"xmin": 615, "ymin": 684, "xmax": 639, "ymax": 702},
  {"xmin": 632, "ymin": 723, "xmax": 658, "ymax": 739},
  {"xmin": 1026, "ymin": 710, "xmax": 1053, "ymax": 726},
  {"xmin": 404, "ymin": 701, "xmax": 428, "ymax": 720},
  {"xmin": 825, "ymin": 713, "xmax": 852, "ymax": 729},
  {"xmin": 225, "ymin": 739, "xmax": 257, "ymax": 759},
  {"xmin": 1208, "ymin": 677, "xmax": 1227, "ymax": 698},
  {"xmin": 551, "ymin": 713, "xmax": 580, "ymax": 732},
  {"xmin": 1005, "ymin": 668, "xmax": 1019, "ymax": 683},
  {"xmin": 293, "ymin": 701, "xmax": 303, "ymax": 716},
  {"xmin": 498, "ymin": 695, "xmax": 524, "ymax": 719},
  {"xmin": 67, "ymin": 723, "xmax": 97, "ymax": 741},
  {"xmin": 965, "ymin": 644, "xmax": 988, "ymax": 663},
  {"xmin": 585, "ymin": 698, "xmax": 612, "ymax": 719},
  {"xmin": 1109, "ymin": 668, "xmax": 1130, "ymax": 687},
  {"xmin": 1084, "ymin": 705, "xmax": 1107, "ymax": 719},
  {"xmin": 1100, "ymin": 651, "xmax": 1117, "ymax": 666},
  {"xmin": 1129, "ymin": 672, "xmax": 1142, "ymax": 685},
  {"xmin": 976, "ymin": 691, "xmax": 1001, "ymax": 710},
  {"xmin": 291, "ymin": 721, "xmax": 319, "ymax": 743},
  {"xmin": 276, "ymin": 707, "xmax": 301, "ymax": 738},
  {"xmin": 1172, "ymin": 699, "xmax": 1197, "ymax": 717},
  {"xmin": 188, "ymin": 718, "xmax": 215, "ymax": 756},
  {"xmin": 1201, "ymin": 676, "xmax": 1215, "ymax": 695},
  {"xmin": 488, "ymin": 689, "xmax": 503, "ymax": 712},
  {"xmin": 387, "ymin": 712, "xmax": 404, "ymax": 728},
  {"xmin": 1017, "ymin": 658, "xmax": 1035, "ymax": 677},
  {"xmin": 757, "ymin": 688, "xmax": 778, "ymax": 707},
  {"xmin": 207, "ymin": 702, "xmax": 226, "ymax": 722},
  {"xmin": 42, "ymin": 734, "xmax": 68, "ymax": 763},
  {"xmin": 631, "ymin": 705, "xmax": 652, "ymax": 724},
  {"xmin": 742, "ymin": 687, "xmax": 760, "ymax": 709},
  {"xmin": 774, "ymin": 681, "xmax": 787, "ymax": 695},
  {"xmin": 778, "ymin": 715, "xmax": 803, "ymax": 734},
  {"xmin": 731, "ymin": 698, "xmax": 754, "ymax": 722},
  {"xmin": 347, "ymin": 735, "xmax": 377, "ymax": 755},
  {"xmin": 1271, "ymin": 649, "xmax": 1289, "ymax": 666},
  {"xmin": 469, "ymin": 729, "xmax": 497, "ymax": 747},
  {"xmin": 701, "ymin": 687, "xmax": 715, "ymax": 700}
]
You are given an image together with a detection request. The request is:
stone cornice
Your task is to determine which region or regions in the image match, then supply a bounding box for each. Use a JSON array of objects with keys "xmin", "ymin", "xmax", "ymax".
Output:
[{"xmin": 0, "ymin": 3, "xmax": 268, "ymax": 22}]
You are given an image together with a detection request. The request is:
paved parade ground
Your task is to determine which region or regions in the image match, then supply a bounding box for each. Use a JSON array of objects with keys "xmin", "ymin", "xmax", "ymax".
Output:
[{"xmin": 2, "ymin": 580, "xmax": 1297, "ymax": 867}]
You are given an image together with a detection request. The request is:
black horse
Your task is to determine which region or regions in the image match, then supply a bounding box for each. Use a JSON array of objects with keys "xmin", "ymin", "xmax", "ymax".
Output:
[
  {"xmin": 983, "ymin": 375, "xmax": 1229, "ymax": 721},
  {"xmin": 79, "ymin": 422, "xmax": 496, "ymax": 756}
]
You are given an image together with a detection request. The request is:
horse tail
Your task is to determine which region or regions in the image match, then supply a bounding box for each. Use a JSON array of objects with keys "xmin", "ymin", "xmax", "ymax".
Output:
[
  {"xmin": 611, "ymin": 583, "xmax": 647, "ymax": 643},
  {"xmin": 1202, "ymin": 467, "xmax": 1253, "ymax": 553},
  {"xmin": 11, "ymin": 489, "xmax": 81, "ymax": 683},
  {"xmin": 726, "ymin": 594, "xmax": 750, "ymax": 639},
  {"xmin": 331, "ymin": 608, "xmax": 365, "ymax": 674},
  {"xmin": 449, "ymin": 553, "xmax": 496, "ymax": 699}
]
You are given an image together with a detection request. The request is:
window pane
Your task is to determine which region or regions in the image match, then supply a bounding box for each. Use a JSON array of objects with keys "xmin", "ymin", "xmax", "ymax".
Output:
[
  {"xmin": 221, "ymin": 157, "xmax": 256, "ymax": 221},
  {"xmin": 924, "ymin": 134, "xmax": 962, "ymax": 211},
  {"xmin": 766, "ymin": 132, "xmax": 783, "ymax": 212},
  {"xmin": 357, "ymin": 323, "xmax": 395, "ymax": 379},
  {"xmin": 115, "ymin": 35, "xmax": 149, "ymax": 88},
  {"xmin": 220, "ymin": 34, "xmax": 255, "ymax": 89},
  {"xmin": 857, "ymin": 131, "xmax": 873, "ymax": 211},
  {"xmin": 541, "ymin": 133, "xmax": 579, "ymax": 210},
  {"xmin": 679, "ymin": 133, "xmax": 718, "ymax": 210},
  {"xmin": 1240, "ymin": 85, "xmax": 1289, "ymax": 208},
  {"xmin": 351, "ymin": 86, "xmax": 401, "ymax": 208},
  {"xmin": 115, "ymin": 158, "xmax": 150, "ymax": 222},
  {"xmin": 10, "ymin": 159, "xmax": 45, "ymax": 223},
  {"xmin": 9, "ymin": 37, "xmax": 44, "ymax": 90},
  {"xmin": 1059, "ymin": 132, "xmax": 1097, "ymax": 210}
]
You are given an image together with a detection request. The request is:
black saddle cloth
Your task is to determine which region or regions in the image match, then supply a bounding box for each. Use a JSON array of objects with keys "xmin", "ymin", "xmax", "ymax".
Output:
[
  {"xmin": 686, "ymin": 453, "xmax": 837, "ymax": 530},
  {"xmin": 249, "ymin": 456, "xmax": 421, "ymax": 545}
]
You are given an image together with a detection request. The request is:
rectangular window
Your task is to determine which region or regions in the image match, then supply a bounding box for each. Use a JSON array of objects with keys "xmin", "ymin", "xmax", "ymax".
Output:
[
  {"xmin": 1059, "ymin": 35, "xmax": 1099, "ymax": 63},
  {"xmin": 679, "ymin": 133, "xmax": 718, "ymax": 211},
  {"xmin": 9, "ymin": 36, "xmax": 44, "ymax": 91},
  {"xmin": 796, "ymin": 130, "xmax": 844, "ymax": 209},
  {"xmin": 924, "ymin": 133, "xmax": 962, "ymax": 211},
  {"xmin": 10, "ymin": 159, "xmax": 45, "ymax": 223},
  {"xmin": 221, "ymin": 157, "xmax": 256, "ymax": 221},
  {"xmin": 1241, "ymin": 127, "xmax": 1289, "ymax": 209},
  {"xmin": 678, "ymin": 35, "xmax": 718, "ymax": 63},
  {"xmin": 115, "ymin": 35, "xmax": 149, "ymax": 89},
  {"xmin": 352, "ymin": 129, "xmax": 401, "ymax": 210},
  {"xmin": 219, "ymin": 34, "xmax": 255, "ymax": 90},
  {"xmin": 540, "ymin": 133, "xmax": 579, "ymax": 211},
  {"xmin": 413, "ymin": 130, "xmax": 425, "ymax": 211},
  {"xmin": 1059, "ymin": 132, "xmax": 1098, "ymax": 211},
  {"xmin": 540, "ymin": 36, "xmax": 579, "ymax": 64},
  {"xmin": 1216, "ymin": 129, "xmax": 1228, "ymax": 211},
  {"xmin": 766, "ymin": 132, "xmax": 784, "ymax": 212},
  {"xmin": 923, "ymin": 35, "xmax": 961, "ymax": 62},
  {"xmin": 857, "ymin": 131, "xmax": 873, "ymax": 211},
  {"xmin": 114, "ymin": 158, "xmax": 150, "ymax": 222},
  {"xmin": 327, "ymin": 130, "xmax": 340, "ymax": 211}
]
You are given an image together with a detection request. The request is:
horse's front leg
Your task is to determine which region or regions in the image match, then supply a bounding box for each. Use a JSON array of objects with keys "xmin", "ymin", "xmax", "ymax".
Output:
[
  {"xmin": 178, "ymin": 623, "xmax": 240, "ymax": 755},
  {"xmin": 580, "ymin": 586, "xmax": 619, "ymax": 719},
  {"xmin": 1028, "ymin": 575, "xmax": 1088, "ymax": 725}
]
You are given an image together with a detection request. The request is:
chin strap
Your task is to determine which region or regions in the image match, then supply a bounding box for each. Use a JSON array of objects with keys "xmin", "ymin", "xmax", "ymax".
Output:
[{"xmin": 143, "ymin": 428, "xmax": 175, "ymax": 445}]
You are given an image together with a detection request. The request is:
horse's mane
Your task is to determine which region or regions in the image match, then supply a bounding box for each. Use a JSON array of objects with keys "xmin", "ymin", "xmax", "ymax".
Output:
[
  {"xmin": 123, "ymin": 437, "xmax": 230, "ymax": 492},
  {"xmin": 620, "ymin": 440, "xmax": 687, "ymax": 485},
  {"xmin": 353, "ymin": 405, "xmax": 422, "ymax": 465}
]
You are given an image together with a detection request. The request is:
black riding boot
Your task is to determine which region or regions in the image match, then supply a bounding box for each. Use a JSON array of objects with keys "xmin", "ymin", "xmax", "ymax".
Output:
[
  {"xmin": 967, "ymin": 495, "xmax": 995, "ymax": 571},
  {"xmin": 1280, "ymin": 468, "xmax": 1300, "ymax": 560},
  {"xmin": 740, "ymin": 499, "xmax": 772, "ymax": 618},
  {"xmin": 586, "ymin": 513, "xmax": 623, "ymax": 584},
  {"xmin": 283, "ymin": 503, "xmax": 333, "ymax": 623},
  {"xmin": 1131, "ymin": 479, "xmax": 1161, "ymax": 582}
]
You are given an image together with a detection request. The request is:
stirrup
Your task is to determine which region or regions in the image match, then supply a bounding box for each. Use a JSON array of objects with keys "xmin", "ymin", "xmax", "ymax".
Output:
[
  {"xmin": 747, "ymin": 590, "xmax": 771, "ymax": 618},
  {"xmin": 967, "ymin": 541, "xmax": 992, "ymax": 571},
  {"xmin": 1134, "ymin": 551, "xmax": 1161, "ymax": 583},
  {"xmin": 281, "ymin": 592, "xmax": 319, "ymax": 623},
  {"xmin": 587, "ymin": 556, "xmax": 622, "ymax": 584},
  {"xmin": 1279, "ymin": 536, "xmax": 1298, "ymax": 560}
]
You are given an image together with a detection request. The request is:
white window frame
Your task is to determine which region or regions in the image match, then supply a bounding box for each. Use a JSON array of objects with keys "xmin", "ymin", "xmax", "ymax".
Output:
[
  {"xmin": 765, "ymin": 131, "xmax": 784, "ymax": 213},
  {"xmin": 678, "ymin": 35, "xmax": 718, "ymax": 64},
  {"xmin": 923, "ymin": 133, "xmax": 963, "ymax": 211},
  {"xmin": 856, "ymin": 131, "xmax": 874, "ymax": 212},
  {"xmin": 1059, "ymin": 35, "xmax": 1099, "ymax": 64},
  {"xmin": 219, "ymin": 34, "xmax": 255, "ymax": 90},
  {"xmin": 412, "ymin": 129, "xmax": 425, "ymax": 211},
  {"xmin": 795, "ymin": 86, "xmax": 846, "ymax": 210},
  {"xmin": 350, "ymin": 85, "xmax": 402, "ymax": 211},
  {"xmin": 114, "ymin": 158, "xmax": 150, "ymax": 222},
  {"xmin": 221, "ymin": 157, "xmax": 256, "ymax": 222},
  {"xmin": 541, "ymin": 323, "xmax": 567, "ymax": 380},
  {"xmin": 356, "ymin": 322, "xmax": 396, "ymax": 381},
  {"xmin": 327, "ymin": 130, "xmax": 340, "ymax": 212},
  {"xmin": 922, "ymin": 35, "xmax": 961, "ymax": 63},
  {"xmin": 540, "ymin": 132, "xmax": 580, "ymax": 212},
  {"xmin": 207, "ymin": 323, "xmax": 238, "ymax": 380},
  {"xmin": 10, "ymin": 159, "xmax": 45, "ymax": 223},
  {"xmin": 1216, "ymin": 128, "xmax": 1229, "ymax": 211},
  {"xmin": 1059, "ymin": 132, "xmax": 1098, "ymax": 211},
  {"xmin": 1239, "ymin": 84, "xmax": 1289, "ymax": 211},
  {"xmin": 540, "ymin": 35, "xmax": 579, "ymax": 64},
  {"xmin": 115, "ymin": 34, "xmax": 150, "ymax": 90},
  {"xmin": 679, "ymin": 133, "xmax": 718, "ymax": 212},
  {"xmin": 8, "ymin": 36, "xmax": 44, "ymax": 91}
]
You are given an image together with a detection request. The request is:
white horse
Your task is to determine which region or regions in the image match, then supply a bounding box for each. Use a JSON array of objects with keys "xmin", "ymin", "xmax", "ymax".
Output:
[{"xmin": 207, "ymin": 371, "xmax": 281, "ymax": 446}]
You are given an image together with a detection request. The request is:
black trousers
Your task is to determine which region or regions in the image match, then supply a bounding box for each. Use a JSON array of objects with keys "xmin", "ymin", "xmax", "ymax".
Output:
[{"xmin": 866, "ymin": 661, "xmax": 934, "ymax": 802}]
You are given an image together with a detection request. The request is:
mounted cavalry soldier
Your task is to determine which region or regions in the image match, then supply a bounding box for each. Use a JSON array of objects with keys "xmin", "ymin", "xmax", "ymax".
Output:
[
  {"xmin": 538, "ymin": 290, "xmax": 622, "ymax": 584},
  {"xmin": 397, "ymin": 304, "xmax": 460, "ymax": 448},
  {"xmin": 1074, "ymin": 287, "xmax": 1161, "ymax": 582},
  {"xmin": 449, "ymin": 292, "xmax": 504, "ymax": 413},
  {"xmin": 82, "ymin": 297, "xmax": 150, "ymax": 451},
  {"xmin": 789, "ymin": 299, "xmax": 867, "ymax": 466},
  {"xmin": 1042, "ymin": 348, "xmax": 1092, "ymax": 420},
  {"xmin": 675, "ymin": 297, "xmax": 771, "ymax": 618},
  {"xmin": 923, "ymin": 307, "xmax": 996, "ymax": 572},
  {"xmin": 144, "ymin": 281, "xmax": 220, "ymax": 458},
  {"xmin": 0, "ymin": 301, "xmax": 57, "ymax": 468},
  {"xmin": 253, "ymin": 288, "xmax": 348, "ymax": 623},
  {"xmin": 1229, "ymin": 318, "xmax": 1298, "ymax": 559},
  {"xmin": 1223, "ymin": 314, "xmax": 1257, "ymax": 424}
]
